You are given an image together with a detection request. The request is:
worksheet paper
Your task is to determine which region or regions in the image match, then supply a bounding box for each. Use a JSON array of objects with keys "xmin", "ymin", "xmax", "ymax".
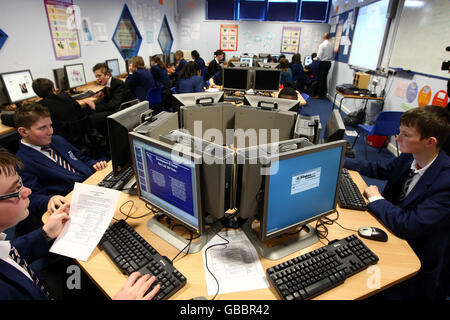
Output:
[
  {"xmin": 202, "ymin": 229, "xmax": 269, "ymax": 295},
  {"xmin": 50, "ymin": 183, "xmax": 121, "ymax": 261}
]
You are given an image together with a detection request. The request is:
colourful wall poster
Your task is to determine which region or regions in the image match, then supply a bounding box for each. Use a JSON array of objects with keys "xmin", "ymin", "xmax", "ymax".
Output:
[
  {"xmin": 431, "ymin": 90, "xmax": 448, "ymax": 107},
  {"xmin": 220, "ymin": 24, "xmax": 238, "ymax": 52},
  {"xmin": 418, "ymin": 85, "xmax": 432, "ymax": 107},
  {"xmin": 44, "ymin": 0, "xmax": 81, "ymax": 60},
  {"xmin": 281, "ymin": 26, "xmax": 301, "ymax": 54},
  {"xmin": 405, "ymin": 82, "xmax": 418, "ymax": 103}
]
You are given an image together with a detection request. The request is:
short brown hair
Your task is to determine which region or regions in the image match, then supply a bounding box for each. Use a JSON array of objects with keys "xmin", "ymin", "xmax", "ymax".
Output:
[
  {"xmin": 14, "ymin": 103, "xmax": 51, "ymax": 129},
  {"xmin": 129, "ymin": 56, "xmax": 145, "ymax": 69},
  {"xmin": 0, "ymin": 147, "xmax": 23, "ymax": 176},
  {"xmin": 400, "ymin": 105, "xmax": 450, "ymax": 148},
  {"xmin": 32, "ymin": 78, "xmax": 54, "ymax": 98},
  {"xmin": 92, "ymin": 62, "xmax": 111, "ymax": 75}
]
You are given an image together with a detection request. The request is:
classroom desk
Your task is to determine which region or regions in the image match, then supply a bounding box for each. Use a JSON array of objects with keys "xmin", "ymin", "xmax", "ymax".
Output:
[
  {"xmin": 0, "ymin": 117, "xmax": 15, "ymax": 136},
  {"xmin": 333, "ymin": 89, "xmax": 384, "ymax": 113},
  {"xmin": 43, "ymin": 164, "xmax": 420, "ymax": 300}
]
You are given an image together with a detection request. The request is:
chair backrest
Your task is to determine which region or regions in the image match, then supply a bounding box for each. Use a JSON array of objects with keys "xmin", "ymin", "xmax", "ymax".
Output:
[
  {"xmin": 146, "ymin": 87, "xmax": 163, "ymax": 107},
  {"xmin": 372, "ymin": 111, "xmax": 403, "ymax": 136}
]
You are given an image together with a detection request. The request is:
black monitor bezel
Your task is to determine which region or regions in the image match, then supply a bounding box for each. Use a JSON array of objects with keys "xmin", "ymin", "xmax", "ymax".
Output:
[
  {"xmin": 253, "ymin": 68, "xmax": 281, "ymax": 92},
  {"xmin": 222, "ymin": 67, "xmax": 252, "ymax": 91},
  {"xmin": 63, "ymin": 63, "xmax": 87, "ymax": 89},
  {"xmin": 259, "ymin": 140, "xmax": 346, "ymax": 241},
  {"xmin": 0, "ymin": 69, "xmax": 37, "ymax": 104},
  {"xmin": 129, "ymin": 131, "xmax": 205, "ymax": 235}
]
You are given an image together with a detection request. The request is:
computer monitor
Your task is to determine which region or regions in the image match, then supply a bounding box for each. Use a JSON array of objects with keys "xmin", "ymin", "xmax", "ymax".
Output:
[
  {"xmin": 106, "ymin": 58, "xmax": 120, "ymax": 77},
  {"xmin": 229, "ymin": 61, "xmax": 249, "ymax": 68},
  {"xmin": 64, "ymin": 63, "xmax": 87, "ymax": 89},
  {"xmin": 0, "ymin": 69, "xmax": 36, "ymax": 104},
  {"xmin": 324, "ymin": 109, "xmax": 346, "ymax": 143},
  {"xmin": 253, "ymin": 69, "xmax": 281, "ymax": 92},
  {"xmin": 304, "ymin": 55, "xmax": 312, "ymax": 66},
  {"xmin": 52, "ymin": 68, "xmax": 68, "ymax": 91},
  {"xmin": 294, "ymin": 114, "xmax": 322, "ymax": 144},
  {"xmin": 257, "ymin": 62, "xmax": 280, "ymax": 69},
  {"xmin": 106, "ymin": 101, "xmax": 150, "ymax": 175},
  {"xmin": 240, "ymin": 57, "xmax": 253, "ymax": 67},
  {"xmin": 129, "ymin": 131, "xmax": 222, "ymax": 253},
  {"xmin": 133, "ymin": 111, "xmax": 179, "ymax": 140},
  {"xmin": 0, "ymin": 79, "xmax": 10, "ymax": 106},
  {"xmin": 243, "ymin": 95, "xmax": 300, "ymax": 113},
  {"xmin": 171, "ymin": 91, "xmax": 224, "ymax": 114},
  {"xmin": 222, "ymin": 67, "xmax": 252, "ymax": 91},
  {"xmin": 259, "ymin": 53, "xmax": 270, "ymax": 58},
  {"xmin": 239, "ymin": 140, "xmax": 347, "ymax": 260}
]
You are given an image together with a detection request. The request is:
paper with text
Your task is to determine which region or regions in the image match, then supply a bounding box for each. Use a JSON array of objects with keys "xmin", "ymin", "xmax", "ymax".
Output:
[
  {"xmin": 49, "ymin": 183, "xmax": 121, "ymax": 261},
  {"xmin": 202, "ymin": 229, "xmax": 269, "ymax": 295}
]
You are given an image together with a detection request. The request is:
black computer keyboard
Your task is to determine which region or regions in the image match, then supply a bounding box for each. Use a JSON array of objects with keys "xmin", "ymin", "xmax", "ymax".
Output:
[
  {"xmin": 72, "ymin": 90, "xmax": 95, "ymax": 100},
  {"xmin": 266, "ymin": 234, "xmax": 379, "ymax": 300},
  {"xmin": 338, "ymin": 168, "xmax": 368, "ymax": 211},
  {"xmin": 99, "ymin": 219, "xmax": 187, "ymax": 300},
  {"xmin": 97, "ymin": 166, "xmax": 134, "ymax": 190}
]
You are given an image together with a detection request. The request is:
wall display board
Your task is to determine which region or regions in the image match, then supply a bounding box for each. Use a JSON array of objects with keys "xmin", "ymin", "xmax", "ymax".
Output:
[
  {"xmin": 280, "ymin": 26, "xmax": 301, "ymax": 54},
  {"xmin": 329, "ymin": 9, "xmax": 355, "ymax": 63},
  {"xmin": 158, "ymin": 15, "xmax": 174, "ymax": 54},
  {"xmin": 220, "ymin": 24, "xmax": 238, "ymax": 52},
  {"xmin": 389, "ymin": 0, "xmax": 450, "ymax": 79},
  {"xmin": 43, "ymin": 0, "xmax": 81, "ymax": 60},
  {"xmin": 0, "ymin": 29, "xmax": 8, "ymax": 51},
  {"xmin": 112, "ymin": 4, "xmax": 142, "ymax": 60}
]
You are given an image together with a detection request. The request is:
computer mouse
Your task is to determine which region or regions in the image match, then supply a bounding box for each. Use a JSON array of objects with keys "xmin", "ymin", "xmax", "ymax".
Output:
[
  {"xmin": 190, "ymin": 296, "xmax": 208, "ymax": 300},
  {"xmin": 358, "ymin": 227, "xmax": 388, "ymax": 242}
]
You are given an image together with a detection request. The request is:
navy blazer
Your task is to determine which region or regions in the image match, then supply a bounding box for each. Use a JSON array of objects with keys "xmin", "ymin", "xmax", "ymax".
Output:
[
  {"xmin": 291, "ymin": 63, "xmax": 305, "ymax": 82},
  {"xmin": 174, "ymin": 59, "xmax": 187, "ymax": 78},
  {"xmin": 16, "ymin": 135, "xmax": 97, "ymax": 219},
  {"xmin": 96, "ymin": 77, "xmax": 132, "ymax": 113},
  {"xmin": 176, "ymin": 75, "xmax": 204, "ymax": 94},
  {"xmin": 0, "ymin": 228, "xmax": 50, "ymax": 300},
  {"xmin": 194, "ymin": 57, "xmax": 206, "ymax": 70},
  {"xmin": 150, "ymin": 65, "xmax": 169, "ymax": 88},
  {"xmin": 345, "ymin": 150, "xmax": 450, "ymax": 298},
  {"xmin": 125, "ymin": 68, "xmax": 155, "ymax": 101}
]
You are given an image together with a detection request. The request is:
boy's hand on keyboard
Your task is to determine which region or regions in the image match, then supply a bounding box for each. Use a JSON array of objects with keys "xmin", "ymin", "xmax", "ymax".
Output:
[
  {"xmin": 93, "ymin": 161, "xmax": 107, "ymax": 171},
  {"xmin": 113, "ymin": 272, "xmax": 161, "ymax": 300}
]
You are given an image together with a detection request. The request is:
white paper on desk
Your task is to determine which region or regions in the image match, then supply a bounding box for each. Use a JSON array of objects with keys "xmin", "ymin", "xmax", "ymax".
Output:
[
  {"xmin": 345, "ymin": 130, "xmax": 358, "ymax": 137},
  {"xmin": 202, "ymin": 229, "xmax": 269, "ymax": 295},
  {"xmin": 49, "ymin": 183, "xmax": 121, "ymax": 261}
]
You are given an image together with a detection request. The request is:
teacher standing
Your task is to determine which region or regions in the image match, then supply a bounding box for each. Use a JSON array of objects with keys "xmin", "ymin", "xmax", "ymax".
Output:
[{"xmin": 316, "ymin": 32, "xmax": 333, "ymax": 98}]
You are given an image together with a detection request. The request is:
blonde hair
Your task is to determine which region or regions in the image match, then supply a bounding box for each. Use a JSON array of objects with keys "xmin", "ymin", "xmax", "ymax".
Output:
[{"xmin": 130, "ymin": 56, "xmax": 145, "ymax": 69}]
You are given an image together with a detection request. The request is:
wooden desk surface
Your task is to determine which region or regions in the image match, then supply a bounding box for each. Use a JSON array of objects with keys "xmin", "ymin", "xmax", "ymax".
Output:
[
  {"xmin": 44, "ymin": 164, "xmax": 420, "ymax": 300},
  {"xmin": 0, "ymin": 117, "xmax": 15, "ymax": 135},
  {"xmin": 335, "ymin": 90, "xmax": 384, "ymax": 100}
]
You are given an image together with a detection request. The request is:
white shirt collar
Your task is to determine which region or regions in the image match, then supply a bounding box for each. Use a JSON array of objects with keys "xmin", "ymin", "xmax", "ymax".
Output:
[
  {"xmin": 0, "ymin": 233, "xmax": 11, "ymax": 260},
  {"xmin": 21, "ymin": 139, "xmax": 44, "ymax": 151},
  {"xmin": 410, "ymin": 154, "xmax": 438, "ymax": 176},
  {"xmin": 106, "ymin": 76, "xmax": 112, "ymax": 88}
]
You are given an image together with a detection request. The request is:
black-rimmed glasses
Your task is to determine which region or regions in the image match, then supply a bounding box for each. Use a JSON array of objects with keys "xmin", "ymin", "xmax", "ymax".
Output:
[{"xmin": 0, "ymin": 176, "xmax": 23, "ymax": 201}]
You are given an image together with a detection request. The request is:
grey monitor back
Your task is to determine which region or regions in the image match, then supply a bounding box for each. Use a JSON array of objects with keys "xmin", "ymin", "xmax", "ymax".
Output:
[
  {"xmin": 53, "ymin": 68, "xmax": 68, "ymax": 91},
  {"xmin": 294, "ymin": 114, "xmax": 322, "ymax": 145},
  {"xmin": 133, "ymin": 111, "xmax": 179, "ymax": 140},
  {"xmin": 171, "ymin": 91, "xmax": 224, "ymax": 115},
  {"xmin": 257, "ymin": 62, "xmax": 280, "ymax": 69},
  {"xmin": 324, "ymin": 109, "xmax": 346, "ymax": 143},
  {"xmin": 234, "ymin": 106, "xmax": 297, "ymax": 148},
  {"xmin": 243, "ymin": 95, "xmax": 300, "ymax": 113}
]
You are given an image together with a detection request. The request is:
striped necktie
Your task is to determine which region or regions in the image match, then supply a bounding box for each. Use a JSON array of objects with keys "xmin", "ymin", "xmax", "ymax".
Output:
[
  {"xmin": 9, "ymin": 246, "xmax": 52, "ymax": 299},
  {"xmin": 41, "ymin": 145, "xmax": 76, "ymax": 173},
  {"xmin": 399, "ymin": 169, "xmax": 416, "ymax": 201}
]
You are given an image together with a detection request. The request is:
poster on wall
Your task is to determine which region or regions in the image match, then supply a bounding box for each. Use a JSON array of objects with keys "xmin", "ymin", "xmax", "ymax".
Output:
[
  {"xmin": 43, "ymin": 0, "xmax": 81, "ymax": 60},
  {"xmin": 330, "ymin": 9, "xmax": 355, "ymax": 63},
  {"xmin": 220, "ymin": 24, "xmax": 238, "ymax": 52},
  {"xmin": 281, "ymin": 26, "xmax": 301, "ymax": 54}
]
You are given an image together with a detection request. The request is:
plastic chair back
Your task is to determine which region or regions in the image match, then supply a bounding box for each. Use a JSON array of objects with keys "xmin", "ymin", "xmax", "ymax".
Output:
[{"xmin": 371, "ymin": 111, "xmax": 403, "ymax": 136}]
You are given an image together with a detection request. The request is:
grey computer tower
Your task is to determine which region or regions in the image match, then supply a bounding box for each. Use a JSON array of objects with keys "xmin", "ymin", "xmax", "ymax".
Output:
[
  {"xmin": 133, "ymin": 111, "xmax": 179, "ymax": 140},
  {"xmin": 294, "ymin": 114, "xmax": 322, "ymax": 145},
  {"xmin": 234, "ymin": 106, "xmax": 297, "ymax": 148}
]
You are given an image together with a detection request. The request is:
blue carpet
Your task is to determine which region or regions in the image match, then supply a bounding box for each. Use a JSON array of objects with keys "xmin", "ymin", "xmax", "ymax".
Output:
[{"xmin": 302, "ymin": 97, "xmax": 396, "ymax": 191}]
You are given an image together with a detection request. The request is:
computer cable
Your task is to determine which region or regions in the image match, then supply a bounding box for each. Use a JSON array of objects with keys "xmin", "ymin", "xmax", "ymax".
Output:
[
  {"xmin": 170, "ymin": 224, "xmax": 195, "ymax": 263},
  {"xmin": 204, "ymin": 231, "xmax": 230, "ymax": 300}
]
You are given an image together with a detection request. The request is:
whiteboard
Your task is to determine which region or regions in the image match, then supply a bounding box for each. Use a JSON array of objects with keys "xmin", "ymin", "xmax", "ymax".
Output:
[{"xmin": 389, "ymin": 0, "xmax": 450, "ymax": 79}]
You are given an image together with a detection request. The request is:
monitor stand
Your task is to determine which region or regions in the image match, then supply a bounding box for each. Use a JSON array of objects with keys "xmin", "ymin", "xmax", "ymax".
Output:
[
  {"xmin": 147, "ymin": 213, "xmax": 223, "ymax": 253},
  {"xmin": 241, "ymin": 217, "xmax": 319, "ymax": 261}
]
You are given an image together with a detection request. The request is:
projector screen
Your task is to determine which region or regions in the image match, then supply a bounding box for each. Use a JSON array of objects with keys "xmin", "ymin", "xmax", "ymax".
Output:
[{"xmin": 348, "ymin": 0, "xmax": 390, "ymax": 71}]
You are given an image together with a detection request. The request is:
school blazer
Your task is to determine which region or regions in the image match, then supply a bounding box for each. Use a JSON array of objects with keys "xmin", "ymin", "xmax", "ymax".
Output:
[
  {"xmin": 16, "ymin": 135, "xmax": 97, "ymax": 217},
  {"xmin": 96, "ymin": 77, "xmax": 132, "ymax": 113},
  {"xmin": 0, "ymin": 228, "xmax": 50, "ymax": 300},
  {"xmin": 125, "ymin": 68, "xmax": 155, "ymax": 101},
  {"xmin": 344, "ymin": 150, "xmax": 450, "ymax": 297}
]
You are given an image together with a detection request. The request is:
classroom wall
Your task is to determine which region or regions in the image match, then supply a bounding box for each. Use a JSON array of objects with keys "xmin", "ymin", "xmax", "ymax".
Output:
[{"xmin": 0, "ymin": 0, "xmax": 177, "ymax": 83}]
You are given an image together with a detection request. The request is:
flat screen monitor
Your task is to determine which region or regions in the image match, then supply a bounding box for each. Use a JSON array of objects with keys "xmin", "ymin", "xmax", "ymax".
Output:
[
  {"xmin": 106, "ymin": 58, "xmax": 120, "ymax": 77},
  {"xmin": 171, "ymin": 91, "xmax": 224, "ymax": 113},
  {"xmin": 64, "ymin": 63, "xmax": 87, "ymax": 89},
  {"xmin": 0, "ymin": 70, "xmax": 36, "ymax": 104},
  {"xmin": 253, "ymin": 69, "xmax": 281, "ymax": 92},
  {"xmin": 106, "ymin": 101, "xmax": 149, "ymax": 175},
  {"xmin": 304, "ymin": 55, "xmax": 312, "ymax": 66},
  {"xmin": 240, "ymin": 57, "xmax": 253, "ymax": 67},
  {"xmin": 240, "ymin": 140, "xmax": 346, "ymax": 259},
  {"xmin": 129, "ymin": 131, "xmax": 217, "ymax": 253},
  {"xmin": 243, "ymin": 95, "xmax": 300, "ymax": 113},
  {"xmin": 53, "ymin": 68, "xmax": 68, "ymax": 91},
  {"xmin": 229, "ymin": 61, "xmax": 249, "ymax": 68},
  {"xmin": 324, "ymin": 109, "xmax": 346, "ymax": 143},
  {"xmin": 222, "ymin": 67, "xmax": 252, "ymax": 91},
  {"xmin": 257, "ymin": 62, "xmax": 279, "ymax": 69},
  {"xmin": 0, "ymin": 79, "xmax": 10, "ymax": 106}
]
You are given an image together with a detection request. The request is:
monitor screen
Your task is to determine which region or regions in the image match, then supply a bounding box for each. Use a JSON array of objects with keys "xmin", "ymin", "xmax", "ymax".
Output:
[
  {"xmin": 254, "ymin": 69, "xmax": 281, "ymax": 92},
  {"xmin": 106, "ymin": 101, "xmax": 149, "ymax": 175},
  {"xmin": 260, "ymin": 141, "xmax": 345, "ymax": 240},
  {"xmin": 129, "ymin": 132, "xmax": 203, "ymax": 234},
  {"xmin": 64, "ymin": 63, "xmax": 87, "ymax": 89},
  {"xmin": 240, "ymin": 57, "xmax": 253, "ymax": 67},
  {"xmin": 106, "ymin": 58, "xmax": 120, "ymax": 77},
  {"xmin": 304, "ymin": 55, "xmax": 312, "ymax": 66},
  {"xmin": 0, "ymin": 70, "xmax": 36, "ymax": 104},
  {"xmin": 222, "ymin": 67, "xmax": 251, "ymax": 91},
  {"xmin": 324, "ymin": 109, "xmax": 346, "ymax": 143}
]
